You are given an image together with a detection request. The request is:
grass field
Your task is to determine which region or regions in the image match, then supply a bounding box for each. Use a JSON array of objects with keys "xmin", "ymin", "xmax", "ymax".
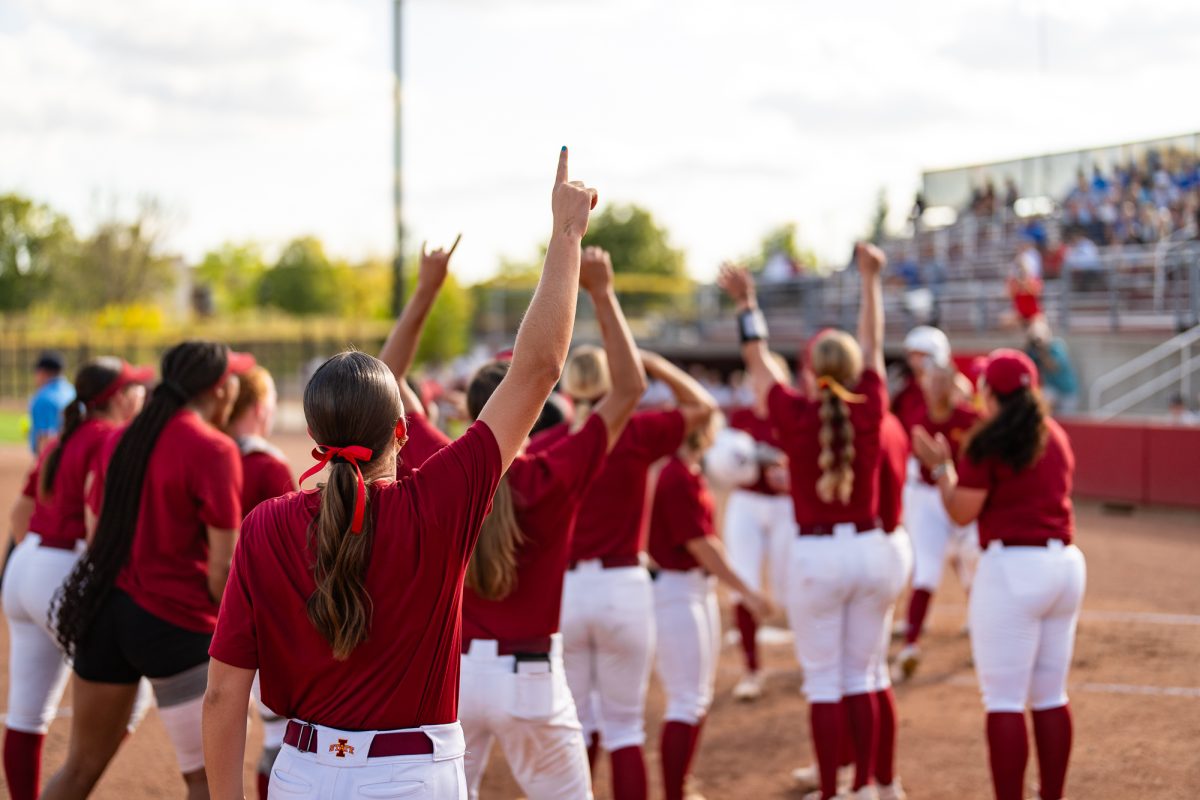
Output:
[{"xmin": 0, "ymin": 410, "xmax": 26, "ymax": 446}]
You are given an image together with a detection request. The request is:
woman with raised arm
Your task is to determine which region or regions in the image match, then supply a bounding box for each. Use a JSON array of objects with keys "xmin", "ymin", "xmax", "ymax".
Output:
[
  {"xmin": 3, "ymin": 358, "xmax": 151, "ymax": 800},
  {"xmin": 911, "ymin": 350, "xmax": 1084, "ymax": 800},
  {"xmin": 544, "ymin": 343, "xmax": 715, "ymax": 799},
  {"xmin": 382, "ymin": 243, "xmax": 645, "ymax": 799},
  {"xmin": 42, "ymin": 343, "xmax": 249, "ymax": 800},
  {"xmin": 202, "ymin": 148, "xmax": 597, "ymax": 800},
  {"xmin": 719, "ymin": 244, "xmax": 894, "ymax": 800}
]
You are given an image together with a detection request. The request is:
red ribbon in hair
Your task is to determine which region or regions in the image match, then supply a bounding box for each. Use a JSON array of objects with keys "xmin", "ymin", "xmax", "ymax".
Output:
[{"xmin": 298, "ymin": 444, "xmax": 374, "ymax": 534}]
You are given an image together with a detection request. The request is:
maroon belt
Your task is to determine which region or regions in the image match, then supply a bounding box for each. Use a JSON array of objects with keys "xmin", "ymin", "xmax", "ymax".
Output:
[
  {"xmin": 568, "ymin": 555, "xmax": 641, "ymax": 570},
  {"xmin": 461, "ymin": 636, "xmax": 552, "ymax": 657},
  {"xmin": 797, "ymin": 520, "xmax": 879, "ymax": 537},
  {"xmin": 38, "ymin": 538, "xmax": 78, "ymax": 551},
  {"xmin": 995, "ymin": 538, "xmax": 1065, "ymax": 548},
  {"xmin": 283, "ymin": 720, "xmax": 433, "ymax": 758}
]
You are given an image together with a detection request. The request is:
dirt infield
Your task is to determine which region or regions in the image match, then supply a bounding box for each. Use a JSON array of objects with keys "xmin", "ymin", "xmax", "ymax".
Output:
[{"xmin": 0, "ymin": 434, "xmax": 1197, "ymax": 799}]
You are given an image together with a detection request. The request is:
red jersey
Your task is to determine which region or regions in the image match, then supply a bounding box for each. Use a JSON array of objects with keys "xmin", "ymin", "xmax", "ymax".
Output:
[
  {"xmin": 648, "ymin": 456, "xmax": 715, "ymax": 571},
  {"xmin": 236, "ymin": 436, "xmax": 296, "ymax": 519},
  {"xmin": 891, "ymin": 378, "xmax": 926, "ymax": 434},
  {"xmin": 20, "ymin": 456, "xmax": 55, "ymax": 536},
  {"xmin": 533, "ymin": 410, "xmax": 686, "ymax": 561},
  {"xmin": 877, "ymin": 414, "xmax": 908, "ymax": 533},
  {"xmin": 96, "ymin": 411, "xmax": 244, "ymax": 633},
  {"xmin": 209, "ymin": 422, "xmax": 502, "ymax": 731},
  {"xmin": 34, "ymin": 419, "xmax": 119, "ymax": 548},
  {"xmin": 956, "ymin": 417, "xmax": 1075, "ymax": 546},
  {"xmin": 727, "ymin": 407, "xmax": 787, "ymax": 495},
  {"xmin": 768, "ymin": 369, "xmax": 887, "ymax": 527},
  {"xmin": 914, "ymin": 404, "xmax": 980, "ymax": 485}
]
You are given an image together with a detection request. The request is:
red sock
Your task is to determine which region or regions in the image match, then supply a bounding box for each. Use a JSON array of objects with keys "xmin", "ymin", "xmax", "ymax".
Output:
[
  {"xmin": 735, "ymin": 602, "xmax": 760, "ymax": 672},
  {"xmin": 586, "ymin": 731, "xmax": 600, "ymax": 773},
  {"xmin": 845, "ymin": 692, "xmax": 879, "ymax": 790},
  {"xmin": 838, "ymin": 704, "xmax": 855, "ymax": 767},
  {"xmin": 3, "ymin": 729, "xmax": 45, "ymax": 800},
  {"xmin": 688, "ymin": 715, "xmax": 706, "ymax": 763},
  {"xmin": 660, "ymin": 722, "xmax": 697, "ymax": 800},
  {"xmin": 610, "ymin": 745, "xmax": 648, "ymax": 800},
  {"xmin": 810, "ymin": 701, "xmax": 845, "ymax": 799},
  {"xmin": 1032, "ymin": 705, "xmax": 1073, "ymax": 800},
  {"xmin": 986, "ymin": 712, "xmax": 1028, "ymax": 800},
  {"xmin": 257, "ymin": 770, "xmax": 270, "ymax": 799},
  {"xmin": 874, "ymin": 688, "xmax": 898, "ymax": 786},
  {"xmin": 905, "ymin": 588, "xmax": 933, "ymax": 645}
]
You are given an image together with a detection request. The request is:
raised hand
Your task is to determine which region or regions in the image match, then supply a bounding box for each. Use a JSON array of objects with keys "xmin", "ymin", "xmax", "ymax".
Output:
[
  {"xmin": 717, "ymin": 262, "xmax": 755, "ymax": 307},
  {"xmin": 552, "ymin": 147, "xmax": 597, "ymax": 240},
  {"xmin": 580, "ymin": 246, "xmax": 614, "ymax": 295},
  {"xmin": 855, "ymin": 242, "xmax": 887, "ymax": 278},
  {"xmin": 912, "ymin": 425, "xmax": 953, "ymax": 469},
  {"xmin": 417, "ymin": 234, "xmax": 461, "ymax": 290}
]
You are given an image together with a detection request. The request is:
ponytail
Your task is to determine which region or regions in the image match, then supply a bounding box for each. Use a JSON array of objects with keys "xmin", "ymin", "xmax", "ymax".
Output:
[
  {"xmin": 53, "ymin": 342, "xmax": 230, "ymax": 657},
  {"xmin": 465, "ymin": 477, "xmax": 525, "ymax": 601},
  {"xmin": 39, "ymin": 357, "xmax": 126, "ymax": 499},
  {"xmin": 816, "ymin": 386, "xmax": 856, "ymax": 505}
]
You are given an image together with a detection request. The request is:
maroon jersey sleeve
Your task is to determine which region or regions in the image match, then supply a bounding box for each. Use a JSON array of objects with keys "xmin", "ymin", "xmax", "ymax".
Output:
[
  {"xmin": 190, "ymin": 435, "xmax": 244, "ymax": 530},
  {"xmin": 631, "ymin": 409, "xmax": 686, "ymax": 461},
  {"xmin": 956, "ymin": 451, "xmax": 993, "ymax": 491},
  {"xmin": 656, "ymin": 462, "xmax": 713, "ymax": 549},
  {"xmin": 209, "ymin": 526, "xmax": 259, "ymax": 669}
]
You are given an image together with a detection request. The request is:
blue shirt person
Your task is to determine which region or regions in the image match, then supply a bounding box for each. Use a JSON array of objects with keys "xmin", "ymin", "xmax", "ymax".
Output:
[{"xmin": 28, "ymin": 351, "xmax": 75, "ymax": 454}]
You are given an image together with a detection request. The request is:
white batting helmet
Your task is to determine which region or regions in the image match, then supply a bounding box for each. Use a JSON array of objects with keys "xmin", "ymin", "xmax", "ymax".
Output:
[
  {"xmin": 903, "ymin": 326, "xmax": 951, "ymax": 368},
  {"xmin": 703, "ymin": 428, "xmax": 761, "ymax": 490}
]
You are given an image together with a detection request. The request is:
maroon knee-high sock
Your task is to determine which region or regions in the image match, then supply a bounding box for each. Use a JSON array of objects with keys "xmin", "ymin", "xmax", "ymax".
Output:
[
  {"xmin": 3, "ymin": 729, "xmax": 45, "ymax": 800},
  {"xmin": 660, "ymin": 722, "xmax": 697, "ymax": 800},
  {"xmin": 1032, "ymin": 705, "xmax": 1073, "ymax": 800},
  {"xmin": 810, "ymin": 701, "xmax": 845, "ymax": 799},
  {"xmin": 257, "ymin": 770, "xmax": 271, "ymax": 799},
  {"xmin": 845, "ymin": 692, "xmax": 879, "ymax": 790},
  {"xmin": 986, "ymin": 712, "xmax": 1028, "ymax": 800},
  {"xmin": 610, "ymin": 745, "xmax": 648, "ymax": 800},
  {"xmin": 735, "ymin": 602, "xmax": 760, "ymax": 672},
  {"xmin": 874, "ymin": 688, "xmax": 898, "ymax": 786},
  {"xmin": 905, "ymin": 588, "xmax": 933, "ymax": 645},
  {"xmin": 839, "ymin": 704, "xmax": 855, "ymax": 767},
  {"xmin": 586, "ymin": 731, "xmax": 601, "ymax": 773},
  {"xmin": 688, "ymin": 715, "xmax": 706, "ymax": 763}
]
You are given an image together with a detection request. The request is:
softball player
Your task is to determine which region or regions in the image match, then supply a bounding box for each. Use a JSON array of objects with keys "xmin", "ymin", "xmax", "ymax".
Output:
[
  {"xmin": 721, "ymin": 371, "xmax": 793, "ymax": 701},
  {"xmin": 545, "ymin": 347, "xmax": 716, "ymax": 799},
  {"xmin": 719, "ymin": 243, "xmax": 891, "ymax": 800},
  {"xmin": 222, "ymin": 363, "xmax": 296, "ymax": 800},
  {"xmin": 2, "ymin": 358, "xmax": 151, "ymax": 800},
  {"xmin": 890, "ymin": 327, "xmax": 947, "ymax": 431},
  {"xmin": 41, "ymin": 342, "xmax": 250, "ymax": 800},
  {"xmin": 912, "ymin": 349, "xmax": 1084, "ymax": 800},
  {"xmin": 896, "ymin": 360, "xmax": 981, "ymax": 680},
  {"xmin": 649, "ymin": 424, "xmax": 772, "ymax": 800},
  {"xmin": 202, "ymin": 147, "xmax": 596, "ymax": 799},
  {"xmin": 382, "ymin": 242, "xmax": 644, "ymax": 799}
]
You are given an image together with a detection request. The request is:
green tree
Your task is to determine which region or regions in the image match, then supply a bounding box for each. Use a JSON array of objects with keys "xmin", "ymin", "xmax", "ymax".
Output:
[
  {"xmin": 745, "ymin": 222, "xmax": 818, "ymax": 274},
  {"xmin": 195, "ymin": 242, "xmax": 267, "ymax": 313},
  {"xmin": 0, "ymin": 193, "xmax": 76, "ymax": 312},
  {"xmin": 258, "ymin": 236, "xmax": 341, "ymax": 316},
  {"xmin": 407, "ymin": 267, "xmax": 474, "ymax": 364},
  {"xmin": 582, "ymin": 204, "xmax": 686, "ymax": 277},
  {"xmin": 336, "ymin": 257, "xmax": 392, "ymax": 321}
]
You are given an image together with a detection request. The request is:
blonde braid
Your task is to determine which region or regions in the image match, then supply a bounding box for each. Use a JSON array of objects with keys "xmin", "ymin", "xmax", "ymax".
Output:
[{"xmin": 815, "ymin": 386, "xmax": 857, "ymax": 505}]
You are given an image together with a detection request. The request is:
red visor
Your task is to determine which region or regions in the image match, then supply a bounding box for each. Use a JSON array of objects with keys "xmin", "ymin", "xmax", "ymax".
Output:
[
  {"xmin": 90, "ymin": 362, "xmax": 155, "ymax": 407},
  {"xmin": 224, "ymin": 350, "xmax": 257, "ymax": 380}
]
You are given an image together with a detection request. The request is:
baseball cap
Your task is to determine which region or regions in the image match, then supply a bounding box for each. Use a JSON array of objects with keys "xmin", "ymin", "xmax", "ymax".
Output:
[
  {"xmin": 34, "ymin": 351, "xmax": 65, "ymax": 372},
  {"xmin": 225, "ymin": 350, "xmax": 257, "ymax": 376},
  {"xmin": 903, "ymin": 326, "xmax": 951, "ymax": 368},
  {"xmin": 91, "ymin": 361, "xmax": 155, "ymax": 406},
  {"xmin": 983, "ymin": 349, "xmax": 1039, "ymax": 395}
]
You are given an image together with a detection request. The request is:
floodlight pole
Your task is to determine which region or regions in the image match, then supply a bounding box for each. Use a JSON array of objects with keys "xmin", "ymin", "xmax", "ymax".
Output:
[{"xmin": 391, "ymin": 0, "xmax": 406, "ymax": 314}]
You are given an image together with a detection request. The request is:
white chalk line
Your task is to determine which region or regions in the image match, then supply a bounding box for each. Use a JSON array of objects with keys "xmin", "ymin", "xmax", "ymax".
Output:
[{"xmin": 946, "ymin": 674, "xmax": 1200, "ymax": 699}]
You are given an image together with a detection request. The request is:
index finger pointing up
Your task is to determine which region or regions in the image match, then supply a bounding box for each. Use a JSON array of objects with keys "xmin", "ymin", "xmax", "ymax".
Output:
[{"xmin": 556, "ymin": 146, "xmax": 568, "ymax": 185}]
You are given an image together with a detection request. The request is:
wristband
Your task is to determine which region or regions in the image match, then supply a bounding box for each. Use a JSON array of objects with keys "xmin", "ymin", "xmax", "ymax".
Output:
[
  {"xmin": 737, "ymin": 308, "xmax": 768, "ymax": 343},
  {"xmin": 930, "ymin": 462, "xmax": 950, "ymax": 482}
]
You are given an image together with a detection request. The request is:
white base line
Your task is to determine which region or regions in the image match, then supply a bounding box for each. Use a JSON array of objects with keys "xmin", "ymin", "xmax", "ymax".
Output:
[
  {"xmin": 936, "ymin": 605, "xmax": 1200, "ymax": 627},
  {"xmin": 947, "ymin": 675, "xmax": 1200, "ymax": 698}
]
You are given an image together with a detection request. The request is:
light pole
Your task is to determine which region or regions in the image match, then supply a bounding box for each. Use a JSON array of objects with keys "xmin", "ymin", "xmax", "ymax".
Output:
[{"xmin": 391, "ymin": 0, "xmax": 405, "ymax": 314}]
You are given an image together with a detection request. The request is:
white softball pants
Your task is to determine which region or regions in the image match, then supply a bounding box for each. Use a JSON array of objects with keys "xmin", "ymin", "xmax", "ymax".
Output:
[
  {"xmin": 723, "ymin": 490, "xmax": 794, "ymax": 601},
  {"xmin": 2, "ymin": 535, "xmax": 151, "ymax": 734},
  {"xmin": 269, "ymin": 722, "xmax": 466, "ymax": 799},
  {"xmin": 969, "ymin": 540, "xmax": 1086, "ymax": 712},
  {"xmin": 786, "ymin": 527, "xmax": 896, "ymax": 702},
  {"xmin": 652, "ymin": 570, "xmax": 721, "ymax": 725},
  {"xmin": 560, "ymin": 563, "xmax": 655, "ymax": 751},
  {"xmin": 459, "ymin": 635, "xmax": 592, "ymax": 800},
  {"xmin": 904, "ymin": 481, "xmax": 980, "ymax": 592},
  {"xmin": 872, "ymin": 528, "xmax": 914, "ymax": 693}
]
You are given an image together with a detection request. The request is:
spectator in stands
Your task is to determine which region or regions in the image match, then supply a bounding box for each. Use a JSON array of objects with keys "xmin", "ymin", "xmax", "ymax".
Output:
[
  {"xmin": 1063, "ymin": 228, "xmax": 1105, "ymax": 293},
  {"xmin": 1025, "ymin": 319, "xmax": 1079, "ymax": 415},
  {"xmin": 1004, "ymin": 178, "xmax": 1019, "ymax": 211},
  {"xmin": 27, "ymin": 351, "xmax": 74, "ymax": 455},
  {"xmin": 1007, "ymin": 238, "xmax": 1044, "ymax": 326},
  {"xmin": 1167, "ymin": 393, "xmax": 1199, "ymax": 426}
]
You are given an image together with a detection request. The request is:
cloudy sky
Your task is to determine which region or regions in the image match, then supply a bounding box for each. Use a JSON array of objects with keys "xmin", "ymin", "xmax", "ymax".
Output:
[{"xmin": 2, "ymin": 0, "xmax": 1198, "ymax": 283}]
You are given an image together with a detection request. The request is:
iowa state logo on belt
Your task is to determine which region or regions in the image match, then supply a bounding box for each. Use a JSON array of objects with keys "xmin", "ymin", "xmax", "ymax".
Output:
[{"xmin": 329, "ymin": 739, "xmax": 355, "ymax": 758}]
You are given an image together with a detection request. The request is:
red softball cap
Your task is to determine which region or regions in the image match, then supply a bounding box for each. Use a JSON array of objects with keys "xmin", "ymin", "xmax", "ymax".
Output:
[
  {"xmin": 225, "ymin": 350, "xmax": 257, "ymax": 378},
  {"xmin": 90, "ymin": 361, "xmax": 155, "ymax": 406},
  {"xmin": 984, "ymin": 349, "xmax": 1039, "ymax": 395}
]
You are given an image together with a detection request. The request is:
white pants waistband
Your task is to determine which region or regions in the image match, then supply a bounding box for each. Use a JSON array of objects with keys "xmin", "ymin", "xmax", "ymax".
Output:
[{"xmin": 284, "ymin": 720, "xmax": 465, "ymax": 766}]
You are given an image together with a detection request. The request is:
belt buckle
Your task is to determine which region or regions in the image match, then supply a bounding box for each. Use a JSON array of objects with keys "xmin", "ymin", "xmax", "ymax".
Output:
[{"xmin": 298, "ymin": 722, "xmax": 318, "ymax": 753}]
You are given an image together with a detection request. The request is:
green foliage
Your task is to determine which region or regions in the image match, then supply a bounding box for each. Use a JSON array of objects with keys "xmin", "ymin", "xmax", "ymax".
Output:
[
  {"xmin": 258, "ymin": 236, "xmax": 342, "ymax": 316},
  {"xmin": 0, "ymin": 194, "xmax": 75, "ymax": 312},
  {"xmin": 408, "ymin": 266, "xmax": 474, "ymax": 364},
  {"xmin": 869, "ymin": 187, "xmax": 890, "ymax": 244},
  {"xmin": 196, "ymin": 242, "xmax": 267, "ymax": 312},
  {"xmin": 582, "ymin": 204, "xmax": 686, "ymax": 277},
  {"xmin": 744, "ymin": 222, "xmax": 818, "ymax": 274}
]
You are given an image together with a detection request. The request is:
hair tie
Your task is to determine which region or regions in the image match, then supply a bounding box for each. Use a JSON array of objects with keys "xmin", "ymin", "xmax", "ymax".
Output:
[
  {"xmin": 817, "ymin": 376, "xmax": 866, "ymax": 404},
  {"xmin": 299, "ymin": 444, "xmax": 374, "ymax": 534}
]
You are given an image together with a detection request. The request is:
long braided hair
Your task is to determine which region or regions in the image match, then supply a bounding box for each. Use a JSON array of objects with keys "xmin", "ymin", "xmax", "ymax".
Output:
[
  {"xmin": 810, "ymin": 331, "xmax": 864, "ymax": 506},
  {"xmin": 52, "ymin": 342, "xmax": 231, "ymax": 657}
]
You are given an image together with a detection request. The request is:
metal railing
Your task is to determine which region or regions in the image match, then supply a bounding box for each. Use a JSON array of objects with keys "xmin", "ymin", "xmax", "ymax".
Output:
[{"xmin": 1088, "ymin": 323, "xmax": 1200, "ymax": 418}]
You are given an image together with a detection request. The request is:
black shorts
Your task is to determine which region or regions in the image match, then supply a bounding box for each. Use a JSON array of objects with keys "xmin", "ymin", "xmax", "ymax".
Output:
[{"xmin": 73, "ymin": 589, "xmax": 212, "ymax": 684}]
